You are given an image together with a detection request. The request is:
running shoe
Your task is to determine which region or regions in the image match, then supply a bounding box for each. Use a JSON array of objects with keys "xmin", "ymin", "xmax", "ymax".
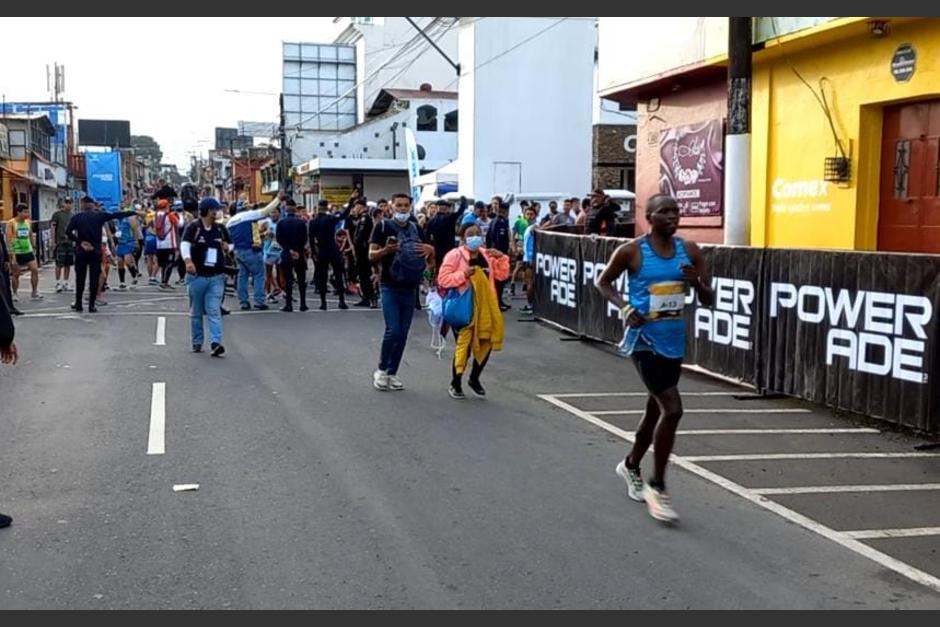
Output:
[
  {"xmin": 388, "ymin": 375, "xmax": 404, "ymax": 391},
  {"xmin": 615, "ymin": 460, "xmax": 646, "ymax": 503},
  {"xmin": 373, "ymin": 369, "xmax": 389, "ymax": 391},
  {"xmin": 448, "ymin": 385, "xmax": 466, "ymax": 400},
  {"xmin": 643, "ymin": 484, "xmax": 679, "ymax": 523}
]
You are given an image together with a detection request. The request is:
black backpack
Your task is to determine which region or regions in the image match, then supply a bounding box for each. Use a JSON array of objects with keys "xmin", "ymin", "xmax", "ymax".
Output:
[{"xmin": 180, "ymin": 184, "xmax": 199, "ymax": 212}]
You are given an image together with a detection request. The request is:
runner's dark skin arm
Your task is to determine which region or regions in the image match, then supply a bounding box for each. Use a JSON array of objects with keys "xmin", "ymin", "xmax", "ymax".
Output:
[
  {"xmin": 681, "ymin": 240, "xmax": 715, "ymax": 307},
  {"xmin": 596, "ymin": 241, "xmax": 645, "ymax": 328}
]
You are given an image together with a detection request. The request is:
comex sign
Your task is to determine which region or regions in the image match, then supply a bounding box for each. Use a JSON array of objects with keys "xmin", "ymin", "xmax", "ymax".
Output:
[{"xmin": 771, "ymin": 283, "xmax": 932, "ymax": 383}]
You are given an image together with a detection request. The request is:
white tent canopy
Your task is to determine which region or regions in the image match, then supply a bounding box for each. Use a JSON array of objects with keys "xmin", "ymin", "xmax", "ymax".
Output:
[{"xmin": 414, "ymin": 160, "xmax": 459, "ymax": 187}]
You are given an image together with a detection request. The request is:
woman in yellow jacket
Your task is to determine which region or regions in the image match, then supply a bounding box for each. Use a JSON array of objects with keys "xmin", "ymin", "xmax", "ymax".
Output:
[{"xmin": 437, "ymin": 224, "xmax": 511, "ymax": 399}]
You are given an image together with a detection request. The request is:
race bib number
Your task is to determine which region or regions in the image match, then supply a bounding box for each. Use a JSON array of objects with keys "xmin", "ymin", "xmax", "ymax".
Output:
[
  {"xmin": 205, "ymin": 248, "xmax": 218, "ymax": 267},
  {"xmin": 647, "ymin": 281, "xmax": 685, "ymax": 321}
]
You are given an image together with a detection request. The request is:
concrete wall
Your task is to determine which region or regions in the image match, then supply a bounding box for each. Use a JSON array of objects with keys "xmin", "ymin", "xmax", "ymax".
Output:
[{"xmin": 458, "ymin": 17, "xmax": 594, "ymax": 201}]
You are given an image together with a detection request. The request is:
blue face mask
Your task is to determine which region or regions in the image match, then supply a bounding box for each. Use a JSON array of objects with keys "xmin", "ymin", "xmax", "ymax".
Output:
[
  {"xmin": 394, "ymin": 212, "xmax": 411, "ymax": 224},
  {"xmin": 465, "ymin": 235, "xmax": 483, "ymax": 251}
]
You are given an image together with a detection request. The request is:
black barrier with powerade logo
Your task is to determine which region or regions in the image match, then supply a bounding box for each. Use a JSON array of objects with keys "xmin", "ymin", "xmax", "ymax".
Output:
[
  {"xmin": 532, "ymin": 231, "xmax": 583, "ymax": 334},
  {"xmin": 533, "ymin": 231, "xmax": 940, "ymax": 434}
]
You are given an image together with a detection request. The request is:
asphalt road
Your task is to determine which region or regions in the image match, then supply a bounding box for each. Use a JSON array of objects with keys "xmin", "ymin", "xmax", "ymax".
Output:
[{"xmin": 1, "ymin": 272, "xmax": 938, "ymax": 609}]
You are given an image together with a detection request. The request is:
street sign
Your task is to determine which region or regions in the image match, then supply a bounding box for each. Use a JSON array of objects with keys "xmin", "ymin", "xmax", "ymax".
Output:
[{"xmin": 891, "ymin": 43, "xmax": 916, "ymax": 82}]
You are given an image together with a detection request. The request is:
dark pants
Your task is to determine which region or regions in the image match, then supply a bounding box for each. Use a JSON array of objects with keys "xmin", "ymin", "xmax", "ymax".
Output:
[
  {"xmin": 75, "ymin": 248, "xmax": 102, "ymax": 309},
  {"xmin": 314, "ymin": 253, "xmax": 345, "ymax": 300},
  {"xmin": 355, "ymin": 251, "xmax": 374, "ymax": 302},
  {"xmin": 281, "ymin": 256, "xmax": 307, "ymax": 309},
  {"xmin": 497, "ymin": 279, "xmax": 508, "ymax": 306},
  {"xmin": 379, "ymin": 286, "xmax": 417, "ymax": 376},
  {"xmin": 0, "ymin": 268, "xmax": 14, "ymax": 312},
  {"xmin": 157, "ymin": 249, "xmax": 176, "ymax": 285}
]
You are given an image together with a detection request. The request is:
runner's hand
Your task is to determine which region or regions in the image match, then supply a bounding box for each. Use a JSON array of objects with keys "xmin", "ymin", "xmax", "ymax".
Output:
[
  {"xmin": 489, "ymin": 249, "xmax": 504, "ymax": 259},
  {"xmin": 185, "ymin": 260, "xmax": 197, "ymax": 274},
  {"xmin": 384, "ymin": 241, "xmax": 400, "ymax": 255},
  {"xmin": 417, "ymin": 244, "xmax": 434, "ymax": 258},
  {"xmin": 621, "ymin": 305, "xmax": 644, "ymax": 328},
  {"xmin": 681, "ymin": 263, "xmax": 702, "ymax": 285},
  {"xmin": 0, "ymin": 342, "xmax": 18, "ymax": 365}
]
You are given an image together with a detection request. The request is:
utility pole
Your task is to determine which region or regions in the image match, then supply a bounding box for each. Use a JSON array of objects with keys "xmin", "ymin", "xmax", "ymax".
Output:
[{"xmin": 724, "ymin": 17, "xmax": 752, "ymax": 246}]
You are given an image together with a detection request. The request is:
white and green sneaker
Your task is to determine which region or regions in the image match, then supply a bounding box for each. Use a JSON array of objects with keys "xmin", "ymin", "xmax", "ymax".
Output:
[{"xmin": 615, "ymin": 460, "xmax": 646, "ymax": 503}]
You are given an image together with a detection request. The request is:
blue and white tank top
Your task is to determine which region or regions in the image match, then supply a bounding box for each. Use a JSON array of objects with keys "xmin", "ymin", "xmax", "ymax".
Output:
[{"xmin": 622, "ymin": 236, "xmax": 691, "ymax": 359}]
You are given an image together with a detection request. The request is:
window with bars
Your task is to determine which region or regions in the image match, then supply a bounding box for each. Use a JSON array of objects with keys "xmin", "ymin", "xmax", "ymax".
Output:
[{"xmin": 893, "ymin": 140, "xmax": 911, "ymax": 199}]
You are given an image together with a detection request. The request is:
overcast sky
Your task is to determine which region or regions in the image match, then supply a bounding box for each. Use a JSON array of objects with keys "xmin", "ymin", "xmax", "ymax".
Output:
[{"xmin": 0, "ymin": 17, "xmax": 338, "ymax": 168}]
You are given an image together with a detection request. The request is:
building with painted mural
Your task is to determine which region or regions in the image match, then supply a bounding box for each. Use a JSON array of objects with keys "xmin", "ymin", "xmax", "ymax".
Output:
[{"xmin": 598, "ymin": 17, "xmax": 940, "ymax": 254}]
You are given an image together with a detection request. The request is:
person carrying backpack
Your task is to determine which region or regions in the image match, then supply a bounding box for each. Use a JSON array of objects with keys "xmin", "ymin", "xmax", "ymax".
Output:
[{"xmin": 368, "ymin": 193, "xmax": 435, "ymax": 391}]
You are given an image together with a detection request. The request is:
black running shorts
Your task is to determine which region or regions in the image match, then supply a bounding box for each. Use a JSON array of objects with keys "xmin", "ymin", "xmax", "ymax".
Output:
[{"xmin": 631, "ymin": 350, "xmax": 683, "ymax": 396}]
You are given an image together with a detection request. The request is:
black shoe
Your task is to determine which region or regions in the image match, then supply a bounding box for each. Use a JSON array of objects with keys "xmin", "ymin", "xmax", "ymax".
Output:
[
  {"xmin": 11, "ymin": 309, "xmax": 23, "ymax": 316},
  {"xmin": 338, "ymin": 301, "xmax": 349, "ymax": 310},
  {"xmin": 353, "ymin": 300, "xmax": 370, "ymax": 307},
  {"xmin": 281, "ymin": 305, "xmax": 294, "ymax": 312},
  {"xmin": 254, "ymin": 304, "xmax": 270, "ymax": 311},
  {"xmin": 299, "ymin": 304, "xmax": 309, "ymax": 312},
  {"xmin": 210, "ymin": 342, "xmax": 225, "ymax": 357},
  {"xmin": 0, "ymin": 512, "xmax": 11, "ymax": 528},
  {"xmin": 240, "ymin": 304, "xmax": 251, "ymax": 311},
  {"xmin": 468, "ymin": 378, "xmax": 486, "ymax": 396},
  {"xmin": 221, "ymin": 307, "xmax": 231, "ymax": 316},
  {"xmin": 319, "ymin": 302, "xmax": 327, "ymax": 311},
  {"xmin": 88, "ymin": 306, "xmax": 98, "ymax": 313},
  {"xmin": 192, "ymin": 344, "xmax": 203, "ymax": 353},
  {"xmin": 70, "ymin": 304, "xmax": 83, "ymax": 313},
  {"xmin": 499, "ymin": 303, "xmax": 511, "ymax": 312},
  {"xmin": 448, "ymin": 384, "xmax": 466, "ymax": 400},
  {"xmin": 370, "ymin": 301, "xmax": 378, "ymax": 309}
]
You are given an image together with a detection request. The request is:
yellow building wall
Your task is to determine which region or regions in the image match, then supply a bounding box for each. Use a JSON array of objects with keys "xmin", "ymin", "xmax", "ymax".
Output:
[{"xmin": 750, "ymin": 18, "xmax": 940, "ymax": 250}]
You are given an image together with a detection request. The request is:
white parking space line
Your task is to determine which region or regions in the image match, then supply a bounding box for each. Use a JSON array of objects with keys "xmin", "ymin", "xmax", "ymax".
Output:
[
  {"xmin": 844, "ymin": 527, "xmax": 940, "ymax": 540},
  {"xmin": 591, "ymin": 408, "xmax": 812, "ymax": 415},
  {"xmin": 154, "ymin": 316, "xmax": 166, "ymax": 346},
  {"xmin": 754, "ymin": 484, "xmax": 940, "ymax": 495},
  {"xmin": 538, "ymin": 393, "xmax": 940, "ymax": 594},
  {"xmin": 147, "ymin": 383, "xmax": 166, "ymax": 455},
  {"xmin": 549, "ymin": 392, "xmax": 740, "ymax": 398},
  {"xmin": 683, "ymin": 452, "xmax": 940, "ymax": 461},
  {"xmin": 674, "ymin": 428, "xmax": 880, "ymax": 435}
]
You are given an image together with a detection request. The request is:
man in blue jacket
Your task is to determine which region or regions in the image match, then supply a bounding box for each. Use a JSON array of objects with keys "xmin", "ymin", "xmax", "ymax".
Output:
[{"xmin": 226, "ymin": 193, "xmax": 283, "ymax": 311}]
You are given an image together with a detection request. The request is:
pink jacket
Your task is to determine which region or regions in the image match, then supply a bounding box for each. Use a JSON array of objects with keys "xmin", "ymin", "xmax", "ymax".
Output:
[{"xmin": 438, "ymin": 246, "xmax": 511, "ymax": 295}]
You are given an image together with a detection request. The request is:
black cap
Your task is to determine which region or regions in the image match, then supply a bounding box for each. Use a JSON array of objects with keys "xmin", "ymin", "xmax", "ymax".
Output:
[{"xmin": 82, "ymin": 195, "xmax": 96, "ymax": 203}]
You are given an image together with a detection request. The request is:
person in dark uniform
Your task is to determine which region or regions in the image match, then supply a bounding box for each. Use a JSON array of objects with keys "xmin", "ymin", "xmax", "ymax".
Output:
[
  {"xmin": 350, "ymin": 198, "xmax": 376, "ymax": 308},
  {"xmin": 275, "ymin": 199, "xmax": 309, "ymax": 312},
  {"xmin": 485, "ymin": 201, "xmax": 513, "ymax": 310},
  {"xmin": 425, "ymin": 197, "xmax": 468, "ymax": 283},
  {"xmin": 308, "ymin": 198, "xmax": 353, "ymax": 310}
]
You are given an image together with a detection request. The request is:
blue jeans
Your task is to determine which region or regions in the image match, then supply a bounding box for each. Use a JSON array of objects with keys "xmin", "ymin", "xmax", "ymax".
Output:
[
  {"xmin": 187, "ymin": 274, "xmax": 224, "ymax": 346},
  {"xmin": 235, "ymin": 248, "xmax": 265, "ymax": 307},
  {"xmin": 379, "ymin": 286, "xmax": 417, "ymax": 376}
]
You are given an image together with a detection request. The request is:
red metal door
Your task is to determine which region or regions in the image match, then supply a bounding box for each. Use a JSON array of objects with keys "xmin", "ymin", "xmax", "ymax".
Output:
[{"xmin": 879, "ymin": 101, "xmax": 940, "ymax": 253}]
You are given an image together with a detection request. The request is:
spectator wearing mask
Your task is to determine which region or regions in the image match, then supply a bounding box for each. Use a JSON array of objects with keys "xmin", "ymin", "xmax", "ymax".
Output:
[{"xmin": 438, "ymin": 224, "xmax": 510, "ymax": 399}]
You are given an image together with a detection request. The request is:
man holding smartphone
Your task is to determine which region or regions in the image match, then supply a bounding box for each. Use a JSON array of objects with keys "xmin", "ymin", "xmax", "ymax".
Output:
[
  {"xmin": 596, "ymin": 194, "xmax": 714, "ymax": 523},
  {"xmin": 369, "ymin": 193, "xmax": 434, "ymax": 391}
]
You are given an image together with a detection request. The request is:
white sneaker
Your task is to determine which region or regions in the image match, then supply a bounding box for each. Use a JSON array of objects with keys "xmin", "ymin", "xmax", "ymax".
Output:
[
  {"xmin": 55, "ymin": 281, "xmax": 63, "ymax": 293},
  {"xmin": 31, "ymin": 292, "xmax": 43, "ymax": 300},
  {"xmin": 387, "ymin": 374, "xmax": 404, "ymax": 391},
  {"xmin": 373, "ymin": 369, "xmax": 390, "ymax": 391},
  {"xmin": 615, "ymin": 460, "xmax": 646, "ymax": 503},
  {"xmin": 643, "ymin": 484, "xmax": 679, "ymax": 523}
]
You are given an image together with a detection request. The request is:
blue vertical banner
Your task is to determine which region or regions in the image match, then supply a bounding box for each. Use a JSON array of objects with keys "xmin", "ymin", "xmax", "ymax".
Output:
[
  {"xmin": 85, "ymin": 152, "xmax": 123, "ymax": 211},
  {"xmin": 404, "ymin": 127, "xmax": 420, "ymax": 204}
]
